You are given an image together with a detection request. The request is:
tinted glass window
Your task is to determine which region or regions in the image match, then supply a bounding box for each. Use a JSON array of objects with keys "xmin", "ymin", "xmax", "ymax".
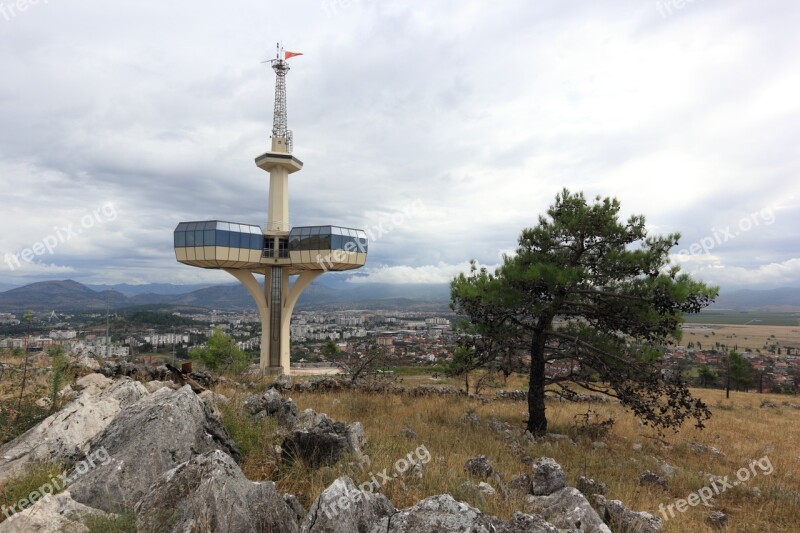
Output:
[
  {"xmin": 186, "ymin": 231, "xmax": 195, "ymax": 246},
  {"xmin": 174, "ymin": 231, "xmax": 186, "ymax": 247},
  {"xmin": 229, "ymin": 231, "xmax": 241, "ymax": 248}
]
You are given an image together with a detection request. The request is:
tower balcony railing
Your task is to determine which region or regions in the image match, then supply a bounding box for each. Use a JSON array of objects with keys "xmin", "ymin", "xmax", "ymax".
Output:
[{"xmin": 262, "ymin": 249, "xmax": 290, "ymax": 259}]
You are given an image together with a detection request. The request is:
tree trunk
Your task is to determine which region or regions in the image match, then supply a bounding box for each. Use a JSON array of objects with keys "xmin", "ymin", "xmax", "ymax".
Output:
[
  {"xmin": 527, "ymin": 327, "xmax": 548, "ymax": 436},
  {"xmin": 725, "ymin": 358, "xmax": 730, "ymax": 399}
]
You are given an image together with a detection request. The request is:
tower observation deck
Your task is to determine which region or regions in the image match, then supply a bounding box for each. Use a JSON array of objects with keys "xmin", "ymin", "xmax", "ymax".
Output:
[{"xmin": 174, "ymin": 44, "xmax": 368, "ymax": 375}]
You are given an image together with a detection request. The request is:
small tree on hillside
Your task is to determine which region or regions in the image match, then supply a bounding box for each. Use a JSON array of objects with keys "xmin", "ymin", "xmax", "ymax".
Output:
[
  {"xmin": 698, "ymin": 364, "xmax": 717, "ymax": 388},
  {"xmin": 321, "ymin": 339, "xmax": 339, "ymax": 360},
  {"xmin": 724, "ymin": 351, "xmax": 754, "ymax": 397},
  {"xmin": 190, "ymin": 328, "xmax": 247, "ymax": 372},
  {"xmin": 446, "ymin": 346, "xmax": 476, "ymax": 394},
  {"xmin": 451, "ymin": 189, "xmax": 717, "ymax": 436}
]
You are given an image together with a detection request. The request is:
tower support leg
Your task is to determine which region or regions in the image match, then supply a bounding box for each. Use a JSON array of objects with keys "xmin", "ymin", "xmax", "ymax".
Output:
[
  {"xmin": 224, "ymin": 268, "xmax": 280, "ymax": 375},
  {"xmin": 279, "ymin": 271, "xmax": 322, "ymax": 371},
  {"xmin": 226, "ymin": 268, "xmax": 322, "ymax": 376}
]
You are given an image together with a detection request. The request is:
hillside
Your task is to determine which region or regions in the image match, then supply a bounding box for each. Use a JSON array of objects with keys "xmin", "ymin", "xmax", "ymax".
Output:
[
  {"xmin": 5, "ymin": 279, "xmax": 798, "ymax": 313},
  {"xmin": 0, "ymin": 280, "xmax": 127, "ymax": 312},
  {"xmin": 0, "ymin": 279, "xmax": 450, "ymax": 312}
]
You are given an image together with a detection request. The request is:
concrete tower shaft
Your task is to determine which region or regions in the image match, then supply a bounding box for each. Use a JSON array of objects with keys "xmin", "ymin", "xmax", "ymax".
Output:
[{"xmin": 174, "ymin": 46, "xmax": 367, "ymax": 376}]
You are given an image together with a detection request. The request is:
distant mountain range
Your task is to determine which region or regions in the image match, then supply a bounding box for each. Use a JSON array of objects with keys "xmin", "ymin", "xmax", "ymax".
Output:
[
  {"xmin": 85, "ymin": 283, "xmax": 217, "ymax": 297},
  {"xmin": 0, "ymin": 280, "xmax": 797, "ymax": 313},
  {"xmin": 0, "ymin": 279, "xmax": 451, "ymax": 313},
  {"xmin": 709, "ymin": 287, "xmax": 800, "ymax": 312}
]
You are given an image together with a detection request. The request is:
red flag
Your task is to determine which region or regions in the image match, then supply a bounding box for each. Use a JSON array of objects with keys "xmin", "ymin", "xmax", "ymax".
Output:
[{"xmin": 285, "ymin": 51, "xmax": 303, "ymax": 60}]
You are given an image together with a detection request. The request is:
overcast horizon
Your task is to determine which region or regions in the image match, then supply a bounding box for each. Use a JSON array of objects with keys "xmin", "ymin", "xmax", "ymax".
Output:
[{"xmin": 1, "ymin": 1, "xmax": 798, "ymax": 292}]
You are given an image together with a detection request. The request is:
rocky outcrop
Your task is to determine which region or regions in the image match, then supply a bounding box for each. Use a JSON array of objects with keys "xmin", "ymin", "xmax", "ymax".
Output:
[
  {"xmin": 245, "ymin": 387, "xmax": 299, "ymax": 427},
  {"xmin": 530, "ymin": 457, "xmax": 566, "ymax": 496},
  {"xmin": 525, "ymin": 487, "xmax": 612, "ymax": 533},
  {"xmin": 301, "ymin": 477, "xmax": 562, "ymax": 533},
  {"xmin": 301, "ymin": 476, "xmax": 395, "ymax": 532},
  {"xmin": 0, "ymin": 374, "xmax": 656, "ymax": 533},
  {"xmin": 490, "ymin": 512, "xmax": 560, "ymax": 533},
  {"xmin": 68, "ymin": 385, "xmax": 239, "ymax": 512},
  {"xmin": 0, "ymin": 375, "xmax": 147, "ymax": 485},
  {"xmin": 282, "ymin": 414, "xmax": 365, "ymax": 468},
  {"xmin": 595, "ymin": 495, "xmax": 663, "ymax": 533},
  {"xmin": 136, "ymin": 450, "xmax": 300, "ymax": 533},
  {"xmin": 0, "ymin": 491, "xmax": 111, "ymax": 533},
  {"xmin": 389, "ymin": 494, "xmax": 498, "ymax": 532},
  {"xmin": 639, "ymin": 470, "xmax": 669, "ymax": 490},
  {"xmin": 464, "ymin": 455, "xmax": 496, "ymax": 479},
  {"xmin": 577, "ymin": 475, "xmax": 607, "ymax": 497}
]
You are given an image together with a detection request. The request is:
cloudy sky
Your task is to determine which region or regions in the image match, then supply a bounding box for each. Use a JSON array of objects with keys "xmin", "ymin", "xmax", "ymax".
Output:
[{"xmin": 0, "ymin": 0, "xmax": 798, "ymax": 292}]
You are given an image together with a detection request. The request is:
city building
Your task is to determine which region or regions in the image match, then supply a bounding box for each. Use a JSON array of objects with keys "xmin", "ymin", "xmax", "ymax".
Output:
[{"xmin": 174, "ymin": 45, "xmax": 368, "ymax": 375}]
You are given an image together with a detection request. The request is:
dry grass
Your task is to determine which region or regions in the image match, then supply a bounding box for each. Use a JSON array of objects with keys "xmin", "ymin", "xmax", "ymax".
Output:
[
  {"xmin": 681, "ymin": 324, "xmax": 800, "ymax": 353},
  {"xmin": 218, "ymin": 378, "xmax": 800, "ymax": 532},
  {"xmin": 1, "ymin": 348, "xmax": 796, "ymax": 531}
]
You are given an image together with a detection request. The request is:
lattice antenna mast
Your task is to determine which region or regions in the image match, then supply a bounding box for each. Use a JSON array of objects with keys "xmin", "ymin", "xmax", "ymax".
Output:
[{"xmin": 270, "ymin": 43, "xmax": 292, "ymax": 152}]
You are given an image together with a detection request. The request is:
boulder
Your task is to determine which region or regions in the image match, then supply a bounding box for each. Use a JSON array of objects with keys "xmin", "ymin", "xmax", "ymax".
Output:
[
  {"xmin": 464, "ymin": 455, "xmax": 495, "ymax": 479},
  {"xmin": 144, "ymin": 380, "xmax": 175, "ymax": 393},
  {"xmin": 577, "ymin": 476, "xmax": 607, "ymax": 497},
  {"xmin": 301, "ymin": 476, "xmax": 395, "ymax": 533},
  {"xmin": 282, "ymin": 414, "xmax": 364, "ymax": 468},
  {"xmin": 658, "ymin": 460, "xmax": 679, "ymax": 478},
  {"xmin": 531, "ymin": 457, "xmax": 566, "ymax": 496},
  {"xmin": 244, "ymin": 388, "xmax": 299, "ymax": 427},
  {"xmin": 135, "ymin": 450, "xmax": 300, "ymax": 533},
  {"xmin": 294, "ymin": 408, "xmax": 330, "ymax": 431},
  {"xmin": 388, "ymin": 494, "xmax": 497, "ymax": 532},
  {"xmin": 478, "ymin": 482, "xmax": 496, "ymax": 496},
  {"xmin": 74, "ymin": 373, "xmax": 113, "ymax": 392},
  {"xmin": 639, "ymin": 470, "xmax": 669, "ymax": 490},
  {"xmin": 507, "ymin": 474, "xmax": 532, "ymax": 497},
  {"xmin": 400, "ymin": 427, "xmax": 417, "ymax": 440},
  {"xmin": 0, "ymin": 378, "xmax": 147, "ymax": 485},
  {"xmin": 72, "ymin": 354, "xmax": 101, "ymax": 371},
  {"xmin": 0, "ymin": 491, "xmax": 110, "ymax": 533},
  {"xmin": 490, "ymin": 512, "xmax": 560, "ymax": 533},
  {"xmin": 487, "ymin": 417, "xmax": 511, "ymax": 433},
  {"xmin": 198, "ymin": 390, "xmax": 229, "ymax": 415},
  {"xmin": 459, "ymin": 412, "xmax": 481, "ymax": 427},
  {"xmin": 707, "ymin": 510, "xmax": 728, "ymax": 528},
  {"xmin": 596, "ymin": 495, "xmax": 663, "ymax": 533},
  {"xmin": 526, "ymin": 487, "xmax": 611, "ymax": 532},
  {"xmin": 68, "ymin": 385, "xmax": 239, "ymax": 512}
]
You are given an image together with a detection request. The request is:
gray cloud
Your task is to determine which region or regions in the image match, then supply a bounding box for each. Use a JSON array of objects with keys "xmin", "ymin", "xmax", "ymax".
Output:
[{"xmin": 0, "ymin": 0, "xmax": 798, "ymax": 291}]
